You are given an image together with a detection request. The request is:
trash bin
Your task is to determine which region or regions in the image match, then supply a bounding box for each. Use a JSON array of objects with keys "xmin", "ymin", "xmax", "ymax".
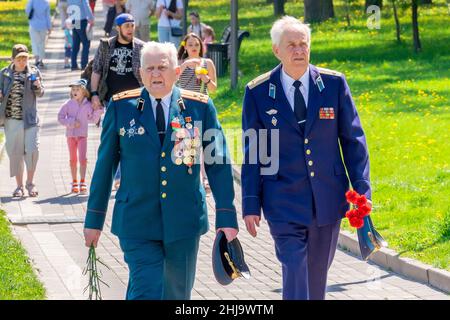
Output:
[{"xmin": 206, "ymin": 43, "xmax": 229, "ymax": 77}]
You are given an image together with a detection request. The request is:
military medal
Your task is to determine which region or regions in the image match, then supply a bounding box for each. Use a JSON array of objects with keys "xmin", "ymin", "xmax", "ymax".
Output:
[
  {"xmin": 188, "ymin": 167, "xmax": 193, "ymax": 175},
  {"xmin": 316, "ymin": 76, "xmax": 325, "ymax": 92},
  {"xmin": 119, "ymin": 127, "xmax": 126, "ymax": 136},
  {"xmin": 271, "ymin": 116, "xmax": 277, "ymax": 126},
  {"xmin": 175, "ymin": 158, "xmax": 183, "ymax": 165},
  {"xmin": 269, "ymin": 83, "xmax": 276, "ymax": 99},
  {"xmin": 319, "ymin": 107, "xmax": 335, "ymax": 119},
  {"xmin": 130, "ymin": 119, "xmax": 135, "ymax": 127},
  {"xmin": 186, "ymin": 123, "xmax": 193, "ymax": 130}
]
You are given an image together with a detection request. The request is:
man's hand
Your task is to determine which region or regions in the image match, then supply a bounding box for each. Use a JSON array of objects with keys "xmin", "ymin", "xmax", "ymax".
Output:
[
  {"xmin": 84, "ymin": 228, "xmax": 101, "ymax": 247},
  {"xmin": 244, "ymin": 215, "xmax": 261, "ymax": 238},
  {"xmin": 91, "ymin": 95, "xmax": 102, "ymax": 109},
  {"xmin": 217, "ymin": 227, "xmax": 238, "ymax": 242}
]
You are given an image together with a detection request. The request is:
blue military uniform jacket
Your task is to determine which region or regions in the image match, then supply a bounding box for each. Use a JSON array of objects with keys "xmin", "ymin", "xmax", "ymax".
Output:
[
  {"xmin": 85, "ymin": 86, "xmax": 238, "ymax": 243},
  {"xmin": 241, "ymin": 64, "xmax": 371, "ymax": 227}
]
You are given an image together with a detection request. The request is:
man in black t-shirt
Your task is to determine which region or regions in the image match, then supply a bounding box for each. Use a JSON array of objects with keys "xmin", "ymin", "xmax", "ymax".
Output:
[
  {"xmin": 90, "ymin": 14, "xmax": 145, "ymax": 188},
  {"xmin": 90, "ymin": 13, "xmax": 145, "ymax": 108}
]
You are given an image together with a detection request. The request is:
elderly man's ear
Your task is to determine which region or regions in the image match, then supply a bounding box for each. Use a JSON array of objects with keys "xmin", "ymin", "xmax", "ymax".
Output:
[
  {"xmin": 175, "ymin": 66, "xmax": 181, "ymax": 76},
  {"xmin": 272, "ymin": 44, "xmax": 280, "ymax": 60}
]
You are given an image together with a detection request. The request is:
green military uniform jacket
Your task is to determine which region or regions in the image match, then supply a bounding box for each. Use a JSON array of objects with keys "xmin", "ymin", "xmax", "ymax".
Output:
[{"xmin": 84, "ymin": 86, "xmax": 238, "ymax": 243}]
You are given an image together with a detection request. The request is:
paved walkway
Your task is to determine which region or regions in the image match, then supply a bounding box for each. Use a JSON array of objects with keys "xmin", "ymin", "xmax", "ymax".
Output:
[{"xmin": 0, "ymin": 4, "xmax": 448, "ymax": 300}]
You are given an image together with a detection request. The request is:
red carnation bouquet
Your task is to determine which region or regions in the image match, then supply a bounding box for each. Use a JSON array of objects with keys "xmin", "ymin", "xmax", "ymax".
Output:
[{"xmin": 345, "ymin": 190, "xmax": 372, "ymax": 229}]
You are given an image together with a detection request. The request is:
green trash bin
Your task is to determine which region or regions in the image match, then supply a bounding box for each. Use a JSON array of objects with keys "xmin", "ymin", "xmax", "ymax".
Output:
[{"xmin": 206, "ymin": 43, "xmax": 229, "ymax": 77}]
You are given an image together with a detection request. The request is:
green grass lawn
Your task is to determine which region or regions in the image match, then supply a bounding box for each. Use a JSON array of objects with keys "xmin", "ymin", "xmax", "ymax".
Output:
[
  {"xmin": 0, "ymin": 210, "xmax": 45, "ymax": 299},
  {"xmin": 0, "ymin": 0, "xmax": 56, "ymax": 69},
  {"xmin": 189, "ymin": 0, "xmax": 450, "ymax": 270}
]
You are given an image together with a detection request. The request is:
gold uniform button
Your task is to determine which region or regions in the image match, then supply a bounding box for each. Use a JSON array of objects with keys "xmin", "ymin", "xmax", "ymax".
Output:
[
  {"xmin": 308, "ymin": 160, "xmax": 313, "ymax": 166},
  {"xmin": 304, "ymin": 138, "xmax": 309, "ymax": 144},
  {"xmin": 306, "ymin": 149, "xmax": 311, "ymax": 155},
  {"xmin": 162, "ymin": 180, "xmax": 167, "ymax": 186},
  {"xmin": 161, "ymin": 152, "xmax": 166, "ymax": 158},
  {"xmin": 162, "ymin": 193, "xmax": 167, "ymax": 198},
  {"xmin": 161, "ymin": 166, "xmax": 167, "ymax": 172},
  {"xmin": 310, "ymin": 172, "xmax": 315, "ymax": 177}
]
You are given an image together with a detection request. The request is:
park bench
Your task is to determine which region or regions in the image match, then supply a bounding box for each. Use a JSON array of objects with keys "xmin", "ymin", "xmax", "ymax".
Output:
[{"xmin": 206, "ymin": 25, "xmax": 250, "ymax": 76}]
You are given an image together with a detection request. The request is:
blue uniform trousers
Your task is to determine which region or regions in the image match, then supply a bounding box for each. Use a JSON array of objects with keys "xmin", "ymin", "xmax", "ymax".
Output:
[
  {"xmin": 119, "ymin": 236, "xmax": 200, "ymax": 300},
  {"xmin": 268, "ymin": 218, "xmax": 341, "ymax": 300}
]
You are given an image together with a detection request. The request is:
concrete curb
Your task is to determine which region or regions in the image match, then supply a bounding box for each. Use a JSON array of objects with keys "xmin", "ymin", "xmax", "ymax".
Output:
[{"xmin": 231, "ymin": 165, "xmax": 450, "ymax": 294}]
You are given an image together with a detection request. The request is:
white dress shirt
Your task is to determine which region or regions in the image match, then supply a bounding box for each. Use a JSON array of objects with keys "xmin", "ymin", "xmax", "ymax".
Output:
[
  {"xmin": 149, "ymin": 92, "xmax": 171, "ymax": 130},
  {"xmin": 281, "ymin": 66, "xmax": 310, "ymax": 111}
]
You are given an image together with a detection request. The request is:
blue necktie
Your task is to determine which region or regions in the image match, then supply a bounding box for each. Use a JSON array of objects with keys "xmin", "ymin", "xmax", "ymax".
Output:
[{"xmin": 293, "ymin": 80, "xmax": 307, "ymax": 130}]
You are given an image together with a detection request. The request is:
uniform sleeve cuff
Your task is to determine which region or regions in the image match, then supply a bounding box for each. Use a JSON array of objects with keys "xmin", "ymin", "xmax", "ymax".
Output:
[
  {"xmin": 84, "ymin": 209, "xmax": 106, "ymax": 230},
  {"xmin": 215, "ymin": 208, "xmax": 238, "ymax": 230},
  {"xmin": 352, "ymin": 180, "xmax": 372, "ymax": 201},
  {"xmin": 242, "ymin": 196, "xmax": 261, "ymax": 217}
]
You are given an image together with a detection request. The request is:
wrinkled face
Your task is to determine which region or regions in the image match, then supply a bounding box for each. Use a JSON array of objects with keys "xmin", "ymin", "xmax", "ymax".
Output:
[
  {"xmin": 185, "ymin": 36, "xmax": 202, "ymax": 58},
  {"xmin": 13, "ymin": 56, "xmax": 28, "ymax": 70},
  {"xmin": 273, "ymin": 27, "xmax": 310, "ymax": 70},
  {"xmin": 140, "ymin": 51, "xmax": 180, "ymax": 98},
  {"xmin": 71, "ymin": 86, "xmax": 85, "ymax": 100},
  {"xmin": 117, "ymin": 22, "xmax": 135, "ymax": 43}
]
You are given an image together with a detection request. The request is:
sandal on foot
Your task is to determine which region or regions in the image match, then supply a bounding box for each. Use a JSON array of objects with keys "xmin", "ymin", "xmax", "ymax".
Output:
[
  {"xmin": 25, "ymin": 183, "xmax": 39, "ymax": 197},
  {"xmin": 12, "ymin": 186, "xmax": 24, "ymax": 198},
  {"xmin": 79, "ymin": 182, "xmax": 87, "ymax": 195},
  {"xmin": 71, "ymin": 182, "xmax": 79, "ymax": 194}
]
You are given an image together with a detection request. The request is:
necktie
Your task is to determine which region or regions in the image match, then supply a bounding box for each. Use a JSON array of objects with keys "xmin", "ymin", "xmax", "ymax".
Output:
[
  {"xmin": 155, "ymin": 98, "xmax": 165, "ymax": 145},
  {"xmin": 293, "ymin": 80, "xmax": 307, "ymax": 130}
]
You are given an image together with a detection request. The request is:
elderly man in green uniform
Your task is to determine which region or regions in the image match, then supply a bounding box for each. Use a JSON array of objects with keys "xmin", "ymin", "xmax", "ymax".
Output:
[{"xmin": 83, "ymin": 41, "xmax": 238, "ymax": 300}]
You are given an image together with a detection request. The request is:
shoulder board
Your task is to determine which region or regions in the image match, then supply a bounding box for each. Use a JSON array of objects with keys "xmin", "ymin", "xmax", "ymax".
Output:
[
  {"xmin": 247, "ymin": 71, "xmax": 271, "ymax": 90},
  {"xmin": 112, "ymin": 88, "xmax": 142, "ymax": 101},
  {"xmin": 180, "ymin": 89, "xmax": 209, "ymax": 104},
  {"xmin": 317, "ymin": 67, "xmax": 342, "ymax": 77}
]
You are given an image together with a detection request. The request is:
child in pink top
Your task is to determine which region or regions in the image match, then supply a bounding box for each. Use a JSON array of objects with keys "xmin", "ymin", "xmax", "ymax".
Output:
[{"xmin": 57, "ymin": 79, "xmax": 103, "ymax": 194}]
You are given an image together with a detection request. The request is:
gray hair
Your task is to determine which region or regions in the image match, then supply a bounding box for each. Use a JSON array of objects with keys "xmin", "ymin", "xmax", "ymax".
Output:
[
  {"xmin": 140, "ymin": 41, "xmax": 178, "ymax": 68},
  {"xmin": 270, "ymin": 16, "xmax": 311, "ymax": 47}
]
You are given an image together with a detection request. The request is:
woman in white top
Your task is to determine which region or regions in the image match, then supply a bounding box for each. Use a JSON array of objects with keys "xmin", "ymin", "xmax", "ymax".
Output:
[
  {"xmin": 178, "ymin": 33, "xmax": 217, "ymax": 95},
  {"xmin": 155, "ymin": 0, "xmax": 183, "ymax": 47}
]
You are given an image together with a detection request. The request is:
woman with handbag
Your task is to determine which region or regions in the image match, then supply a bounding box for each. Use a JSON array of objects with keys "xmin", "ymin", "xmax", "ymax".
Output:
[{"xmin": 155, "ymin": 0, "xmax": 184, "ymax": 47}]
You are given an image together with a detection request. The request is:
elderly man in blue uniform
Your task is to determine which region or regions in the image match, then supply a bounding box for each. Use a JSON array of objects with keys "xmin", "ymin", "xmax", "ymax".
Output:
[
  {"xmin": 241, "ymin": 16, "xmax": 372, "ymax": 300},
  {"xmin": 83, "ymin": 41, "xmax": 238, "ymax": 300}
]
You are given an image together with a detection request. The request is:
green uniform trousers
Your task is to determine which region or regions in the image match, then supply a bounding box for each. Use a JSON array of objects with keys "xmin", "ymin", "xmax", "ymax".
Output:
[{"xmin": 119, "ymin": 236, "xmax": 200, "ymax": 300}]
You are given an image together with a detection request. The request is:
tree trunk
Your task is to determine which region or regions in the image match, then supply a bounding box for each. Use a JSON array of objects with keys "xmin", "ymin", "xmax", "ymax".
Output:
[
  {"xmin": 392, "ymin": 0, "xmax": 401, "ymax": 42},
  {"xmin": 345, "ymin": 0, "xmax": 351, "ymax": 26},
  {"xmin": 274, "ymin": 0, "xmax": 285, "ymax": 16},
  {"xmin": 304, "ymin": 0, "xmax": 335, "ymax": 23},
  {"xmin": 412, "ymin": 0, "xmax": 422, "ymax": 52},
  {"xmin": 365, "ymin": 0, "xmax": 383, "ymax": 9}
]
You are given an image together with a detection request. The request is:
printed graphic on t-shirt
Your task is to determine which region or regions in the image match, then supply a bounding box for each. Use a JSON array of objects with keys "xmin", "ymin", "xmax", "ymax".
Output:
[{"xmin": 109, "ymin": 46, "xmax": 133, "ymax": 75}]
